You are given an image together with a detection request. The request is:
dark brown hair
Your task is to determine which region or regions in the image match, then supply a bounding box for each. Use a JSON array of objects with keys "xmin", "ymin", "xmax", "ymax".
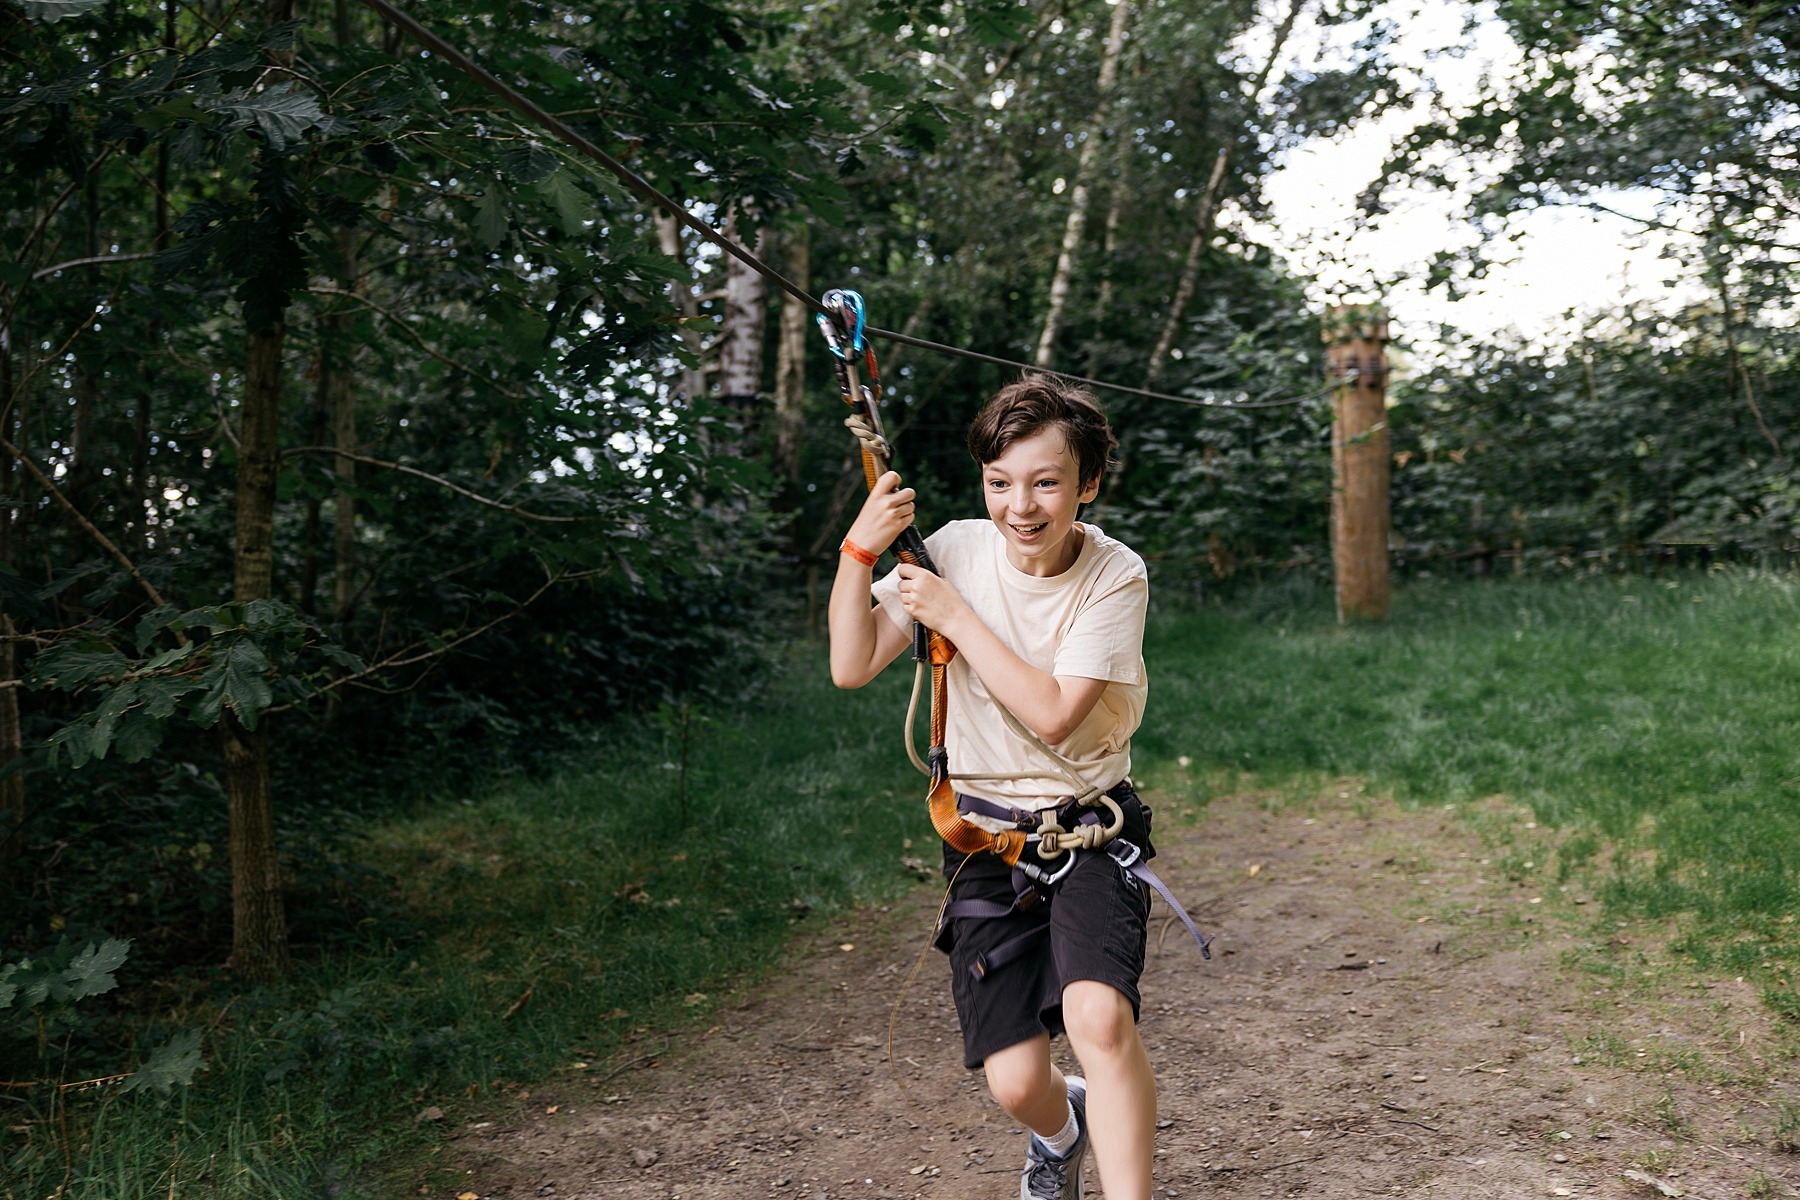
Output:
[{"xmin": 966, "ymin": 377, "xmax": 1118, "ymax": 487}]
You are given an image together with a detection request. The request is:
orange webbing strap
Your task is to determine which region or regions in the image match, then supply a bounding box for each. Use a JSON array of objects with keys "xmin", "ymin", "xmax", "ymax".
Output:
[
  {"xmin": 921, "ymin": 633, "xmax": 1028, "ymax": 865},
  {"xmin": 929, "ymin": 775, "xmax": 1027, "ymax": 865}
]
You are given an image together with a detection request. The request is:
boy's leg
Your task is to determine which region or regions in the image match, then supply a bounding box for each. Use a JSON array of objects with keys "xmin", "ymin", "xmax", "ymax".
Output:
[
  {"xmin": 1063, "ymin": 979, "xmax": 1154, "ymax": 1200},
  {"xmin": 980, "ymin": 1033, "xmax": 1067, "ymax": 1134},
  {"xmin": 1047, "ymin": 787, "xmax": 1157, "ymax": 1200}
]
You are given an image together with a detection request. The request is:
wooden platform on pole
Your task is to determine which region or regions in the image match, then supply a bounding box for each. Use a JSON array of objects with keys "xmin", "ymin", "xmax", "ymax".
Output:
[{"xmin": 1324, "ymin": 305, "xmax": 1391, "ymax": 622}]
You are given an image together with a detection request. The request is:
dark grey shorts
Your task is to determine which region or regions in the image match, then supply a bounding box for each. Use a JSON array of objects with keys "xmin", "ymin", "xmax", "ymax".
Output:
[{"xmin": 936, "ymin": 786, "xmax": 1154, "ymax": 1070}]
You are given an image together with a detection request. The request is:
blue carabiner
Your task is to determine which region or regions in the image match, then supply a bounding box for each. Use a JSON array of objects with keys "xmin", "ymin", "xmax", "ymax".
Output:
[{"xmin": 817, "ymin": 288, "xmax": 866, "ymax": 358}]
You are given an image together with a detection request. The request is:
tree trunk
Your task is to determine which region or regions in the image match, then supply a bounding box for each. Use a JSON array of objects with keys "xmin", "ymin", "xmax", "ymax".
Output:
[
  {"xmin": 226, "ymin": 322, "xmax": 290, "ymax": 979},
  {"xmin": 1034, "ymin": 0, "xmax": 1132, "ymax": 369},
  {"xmin": 332, "ymin": 228, "xmax": 360, "ymax": 621},
  {"xmin": 717, "ymin": 209, "xmax": 767, "ymax": 410},
  {"xmin": 1145, "ymin": 0, "xmax": 1304, "ymax": 385},
  {"xmin": 299, "ymin": 352, "xmax": 327, "ymax": 614},
  {"xmin": 655, "ymin": 212, "xmax": 707, "ymax": 401},
  {"xmin": 772, "ymin": 225, "xmax": 810, "ymax": 481},
  {"xmin": 0, "ymin": 293, "xmax": 23, "ymax": 882},
  {"xmin": 1084, "ymin": 183, "xmax": 1127, "ymax": 376}
]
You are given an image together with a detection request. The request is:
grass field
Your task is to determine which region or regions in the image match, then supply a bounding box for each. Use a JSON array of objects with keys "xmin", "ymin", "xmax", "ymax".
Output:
[
  {"xmin": 10, "ymin": 568, "xmax": 1797, "ymax": 1197},
  {"xmin": 1134, "ymin": 568, "xmax": 1800, "ymax": 1007}
]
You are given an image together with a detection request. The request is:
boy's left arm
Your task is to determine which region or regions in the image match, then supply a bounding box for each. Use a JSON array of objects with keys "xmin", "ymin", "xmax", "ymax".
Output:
[{"xmin": 892, "ymin": 564, "xmax": 1108, "ymax": 745}]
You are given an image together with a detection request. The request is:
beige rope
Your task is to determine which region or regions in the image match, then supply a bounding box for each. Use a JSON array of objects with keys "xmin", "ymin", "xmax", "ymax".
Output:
[
  {"xmin": 844, "ymin": 412, "xmax": 892, "ymax": 462},
  {"xmin": 903, "ymin": 669, "xmax": 1126, "ymax": 853}
]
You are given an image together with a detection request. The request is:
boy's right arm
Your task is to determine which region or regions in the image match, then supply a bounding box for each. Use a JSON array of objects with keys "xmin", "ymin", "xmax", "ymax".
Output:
[{"xmin": 828, "ymin": 470, "xmax": 915, "ymax": 688}]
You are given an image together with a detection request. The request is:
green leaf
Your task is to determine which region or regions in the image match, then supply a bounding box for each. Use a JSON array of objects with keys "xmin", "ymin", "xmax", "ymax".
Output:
[
  {"xmin": 967, "ymin": 4, "xmax": 1033, "ymax": 46},
  {"xmin": 112, "ymin": 710, "xmax": 169, "ymax": 764},
  {"xmin": 121, "ymin": 1029, "xmax": 205, "ymax": 1096},
  {"xmin": 32, "ymin": 647, "xmax": 128, "ymax": 690},
  {"xmin": 193, "ymin": 639, "xmax": 273, "ymax": 730},
  {"xmin": 142, "ymin": 643, "xmax": 196, "ymax": 673},
  {"xmin": 137, "ymin": 95, "xmax": 206, "ymax": 134},
  {"xmin": 203, "ymin": 83, "xmax": 325, "ymax": 153},
  {"xmin": 499, "ymin": 142, "xmax": 560, "ymax": 185},
  {"xmin": 88, "ymin": 682, "xmax": 141, "ymax": 761},
  {"xmin": 45, "ymin": 721, "xmax": 96, "ymax": 770},
  {"xmin": 473, "ymin": 188, "xmax": 508, "ymax": 249},
  {"xmin": 856, "ymin": 71, "xmax": 911, "ymax": 101},
  {"xmin": 12, "ymin": 0, "xmax": 107, "ymax": 22},
  {"xmin": 62, "ymin": 938, "xmax": 130, "ymax": 1001},
  {"xmin": 535, "ymin": 170, "xmax": 592, "ymax": 235}
]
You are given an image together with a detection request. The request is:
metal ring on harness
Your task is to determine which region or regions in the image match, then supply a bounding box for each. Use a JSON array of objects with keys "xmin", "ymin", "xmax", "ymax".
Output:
[{"xmin": 1017, "ymin": 845, "xmax": 1080, "ymax": 887}]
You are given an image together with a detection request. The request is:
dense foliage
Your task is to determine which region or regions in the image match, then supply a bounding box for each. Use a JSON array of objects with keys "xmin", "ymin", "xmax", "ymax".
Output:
[
  {"xmin": 1391, "ymin": 317, "xmax": 1799, "ymax": 573},
  {"xmin": 1, "ymin": 0, "xmax": 1797, "ymax": 1186},
  {"xmin": 1, "ymin": 0, "xmax": 1401, "ymax": 986}
]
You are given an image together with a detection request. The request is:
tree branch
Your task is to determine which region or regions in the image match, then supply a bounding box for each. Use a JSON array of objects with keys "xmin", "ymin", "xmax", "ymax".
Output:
[
  {"xmin": 282, "ymin": 446, "xmax": 583, "ymax": 522},
  {"xmin": 4, "ymin": 274, "xmax": 124, "ymax": 430},
  {"xmin": 31, "ymin": 253, "xmax": 156, "ymax": 281},
  {"xmin": 0, "ymin": 435, "xmax": 185, "ymax": 640},
  {"xmin": 268, "ymin": 568, "xmax": 575, "ymax": 712},
  {"xmin": 305, "ymin": 284, "xmax": 532, "ymax": 404}
]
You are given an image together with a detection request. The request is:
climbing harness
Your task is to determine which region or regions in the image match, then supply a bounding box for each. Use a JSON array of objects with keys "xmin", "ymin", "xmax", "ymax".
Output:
[
  {"xmin": 817, "ymin": 289, "xmax": 1213, "ymax": 964},
  {"xmin": 942, "ymin": 786, "xmax": 1213, "ymax": 978}
]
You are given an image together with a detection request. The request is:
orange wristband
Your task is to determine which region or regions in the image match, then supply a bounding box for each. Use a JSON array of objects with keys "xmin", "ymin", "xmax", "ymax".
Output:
[{"xmin": 839, "ymin": 537, "xmax": 878, "ymax": 568}]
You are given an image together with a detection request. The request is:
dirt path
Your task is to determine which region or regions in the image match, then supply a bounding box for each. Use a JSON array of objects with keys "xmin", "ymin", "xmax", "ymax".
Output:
[{"xmin": 437, "ymin": 787, "xmax": 1799, "ymax": 1199}]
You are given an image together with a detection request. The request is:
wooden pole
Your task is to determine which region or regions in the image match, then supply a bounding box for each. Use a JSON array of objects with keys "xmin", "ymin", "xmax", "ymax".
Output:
[{"xmin": 1324, "ymin": 305, "xmax": 1391, "ymax": 622}]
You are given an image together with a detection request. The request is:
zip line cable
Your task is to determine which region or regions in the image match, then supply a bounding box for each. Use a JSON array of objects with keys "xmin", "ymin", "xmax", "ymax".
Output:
[{"xmin": 357, "ymin": 0, "xmax": 1341, "ymax": 412}]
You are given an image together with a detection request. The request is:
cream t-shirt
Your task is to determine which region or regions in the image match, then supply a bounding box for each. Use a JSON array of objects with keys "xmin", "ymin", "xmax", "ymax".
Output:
[{"xmin": 870, "ymin": 519, "xmax": 1148, "ymax": 815}]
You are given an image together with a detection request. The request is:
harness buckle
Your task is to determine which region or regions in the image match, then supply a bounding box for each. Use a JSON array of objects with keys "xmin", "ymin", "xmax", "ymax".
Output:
[{"xmin": 1106, "ymin": 839, "xmax": 1142, "ymax": 871}]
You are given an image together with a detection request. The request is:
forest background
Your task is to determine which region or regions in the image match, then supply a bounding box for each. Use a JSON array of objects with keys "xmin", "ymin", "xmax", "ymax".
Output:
[{"xmin": 1, "ymin": 0, "xmax": 1795, "ymax": 1191}]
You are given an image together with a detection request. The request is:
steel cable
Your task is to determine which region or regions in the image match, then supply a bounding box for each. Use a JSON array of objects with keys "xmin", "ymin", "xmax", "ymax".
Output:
[{"xmin": 360, "ymin": 0, "xmax": 1341, "ymax": 412}]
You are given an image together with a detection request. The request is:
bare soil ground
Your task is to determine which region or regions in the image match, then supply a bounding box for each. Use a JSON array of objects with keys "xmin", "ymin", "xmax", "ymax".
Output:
[{"xmin": 432, "ymin": 787, "xmax": 1800, "ymax": 1199}]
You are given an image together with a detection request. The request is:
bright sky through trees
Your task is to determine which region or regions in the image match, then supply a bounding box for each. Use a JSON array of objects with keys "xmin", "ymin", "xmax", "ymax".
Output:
[{"xmin": 1254, "ymin": 0, "xmax": 1711, "ymax": 352}]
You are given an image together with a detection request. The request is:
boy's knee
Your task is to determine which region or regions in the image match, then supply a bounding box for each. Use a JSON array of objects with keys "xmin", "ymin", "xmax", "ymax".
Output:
[
  {"xmin": 983, "ymin": 1051, "xmax": 1053, "ymax": 1117},
  {"xmin": 1062, "ymin": 980, "xmax": 1136, "ymax": 1055}
]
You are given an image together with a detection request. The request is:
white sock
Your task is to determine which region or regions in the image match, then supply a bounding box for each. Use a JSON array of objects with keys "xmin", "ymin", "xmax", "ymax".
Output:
[{"xmin": 1037, "ymin": 1100, "xmax": 1080, "ymax": 1158}]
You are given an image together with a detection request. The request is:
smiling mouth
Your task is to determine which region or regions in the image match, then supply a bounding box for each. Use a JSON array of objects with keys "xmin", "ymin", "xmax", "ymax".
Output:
[{"xmin": 1012, "ymin": 522, "xmax": 1048, "ymax": 536}]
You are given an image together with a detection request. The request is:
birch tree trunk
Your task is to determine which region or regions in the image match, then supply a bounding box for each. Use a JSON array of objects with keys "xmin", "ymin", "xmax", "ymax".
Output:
[
  {"xmin": 1146, "ymin": 0, "xmax": 1304, "ymax": 384},
  {"xmin": 717, "ymin": 209, "xmax": 767, "ymax": 411},
  {"xmin": 655, "ymin": 212, "xmax": 707, "ymax": 401},
  {"xmin": 1034, "ymin": 0, "xmax": 1132, "ymax": 369},
  {"xmin": 226, "ymin": 321, "xmax": 291, "ymax": 979},
  {"xmin": 1084, "ymin": 184, "xmax": 1127, "ymax": 376},
  {"xmin": 772, "ymin": 225, "xmax": 809, "ymax": 481}
]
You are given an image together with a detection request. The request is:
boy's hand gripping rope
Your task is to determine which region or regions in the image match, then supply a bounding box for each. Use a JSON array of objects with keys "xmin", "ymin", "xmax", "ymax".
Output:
[{"xmin": 817, "ymin": 291, "xmax": 1032, "ymax": 868}]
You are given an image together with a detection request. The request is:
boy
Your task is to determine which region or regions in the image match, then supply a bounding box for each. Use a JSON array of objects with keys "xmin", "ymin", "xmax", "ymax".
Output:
[{"xmin": 828, "ymin": 378, "xmax": 1156, "ymax": 1200}]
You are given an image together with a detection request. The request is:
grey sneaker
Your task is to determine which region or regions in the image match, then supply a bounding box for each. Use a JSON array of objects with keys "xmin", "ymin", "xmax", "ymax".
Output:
[{"xmin": 1019, "ymin": 1076, "xmax": 1088, "ymax": 1200}]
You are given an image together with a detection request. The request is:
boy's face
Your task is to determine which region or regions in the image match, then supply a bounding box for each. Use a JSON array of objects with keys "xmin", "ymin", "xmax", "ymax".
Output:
[{"xmin": 981, "ymin": 427, "xmax": 1100, "ymax": 577}]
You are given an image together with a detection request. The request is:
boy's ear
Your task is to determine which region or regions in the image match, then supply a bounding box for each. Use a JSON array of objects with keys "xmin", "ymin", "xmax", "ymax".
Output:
[{"xmin": 1078, "ymin": 474, "xmax": 1102, "ymax": 504}]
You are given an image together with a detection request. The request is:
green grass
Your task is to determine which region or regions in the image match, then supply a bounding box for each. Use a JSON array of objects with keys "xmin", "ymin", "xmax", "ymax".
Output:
[
  {"xmin": 12, "ymin": 568, "xmax": 1800, "ymax": 1196},
  {"xmin": 1135, "ymin": 567, "xmax": 1800, "ymax": 997},
  {"xmin": 5, "ymin": 646, "xmax": 929, "ymax": 1199}
]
